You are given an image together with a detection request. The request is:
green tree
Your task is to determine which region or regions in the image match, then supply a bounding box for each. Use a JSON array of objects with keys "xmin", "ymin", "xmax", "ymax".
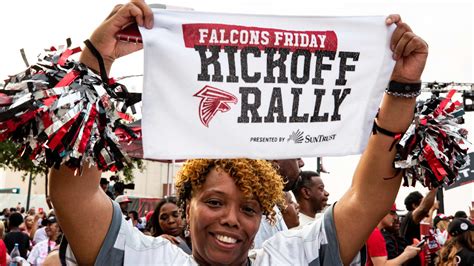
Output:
[
  {"xmin": 121, "ymin": 157, "xmax": 145, "ymax": 183},
  {"xmin": 0, "ymin": 139, "xmax": 144, "ymax": 182},
  {"xmin": 0, "ymin": 140, "xmax": 47, "ymax": 181}
]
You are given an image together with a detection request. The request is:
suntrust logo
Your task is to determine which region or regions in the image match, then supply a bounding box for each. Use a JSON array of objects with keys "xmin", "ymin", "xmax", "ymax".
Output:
[
  {"xmin": 287, "ymin": 130, "xmax": 336, "ymax": 144},
  {"xmin": 287, "ymin": 130, "xmax": 304, "ymax": 144}
]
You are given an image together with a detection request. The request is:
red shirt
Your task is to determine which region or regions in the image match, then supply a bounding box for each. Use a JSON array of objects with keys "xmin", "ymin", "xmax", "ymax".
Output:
[
  {"xmin": 366, "ymin": 228, "xmax": 388, "ymax": 266},
  {"xmin": 0, "ymin": 239, "xmax": 7, "ymax": 266}
]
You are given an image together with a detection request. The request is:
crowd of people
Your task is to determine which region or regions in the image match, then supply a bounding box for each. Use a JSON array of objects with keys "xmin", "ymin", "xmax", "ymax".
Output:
[
  {"xmin": 0, "ymin": 205, "xmax": 62, "ymax": 265},
  {"xmin": 0, "ymin": 0, "xmax": 472, "ymax": 265},
  {"xmin": 365, "ymin": 190, "xmax": 474, "ymax": 265},
  {"xmin": 2, "ymin": 171, "xmax": 472, "ymax": 265}
]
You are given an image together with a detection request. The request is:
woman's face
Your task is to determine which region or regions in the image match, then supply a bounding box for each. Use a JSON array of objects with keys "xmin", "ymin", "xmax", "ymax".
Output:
[
  {"xmin": 282, "ymin": 192, "xmax": 300, "ymax": 229},
  {"xmin": 188, "ymin": 169, "xmax": 262, "ymax": 266},
  {"xmin": 25, "ymin": 216, "xmax": 34, "ymax": 229},
  {"xmin": 158, "ymin": 202, "xmax": 183, "ymax": 236}
]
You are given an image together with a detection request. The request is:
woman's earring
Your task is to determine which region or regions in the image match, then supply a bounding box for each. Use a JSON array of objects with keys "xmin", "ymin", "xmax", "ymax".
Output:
[
  {"xmin": 272, "ymin": 162, "xmax": 280, "ymax": 171},
  {"xmin": 184, "ymin": 224, "xmax": 190, "ymax": 238}
]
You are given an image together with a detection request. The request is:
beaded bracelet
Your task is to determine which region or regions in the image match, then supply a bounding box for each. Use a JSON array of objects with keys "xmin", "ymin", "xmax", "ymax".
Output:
[{"xmin": 385, "ymin": 80, "xmax": 422, "ymax": 98}]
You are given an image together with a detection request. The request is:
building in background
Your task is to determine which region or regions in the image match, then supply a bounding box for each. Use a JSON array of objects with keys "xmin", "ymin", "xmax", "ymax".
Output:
[{"xmin": 0, "ymin": 160, "xmax": 182, "ymax": 211}]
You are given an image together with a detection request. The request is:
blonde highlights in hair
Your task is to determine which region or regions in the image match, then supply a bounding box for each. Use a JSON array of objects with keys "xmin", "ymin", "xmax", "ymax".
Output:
[{"xmin": 175, "ymin": 159, "xmax": 285, "ymax": 224}]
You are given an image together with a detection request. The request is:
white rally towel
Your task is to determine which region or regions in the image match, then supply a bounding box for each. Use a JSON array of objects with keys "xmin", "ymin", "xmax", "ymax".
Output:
[{"xmin": 140, "ymin": 9, "xmax": 396, "ymax": 160}]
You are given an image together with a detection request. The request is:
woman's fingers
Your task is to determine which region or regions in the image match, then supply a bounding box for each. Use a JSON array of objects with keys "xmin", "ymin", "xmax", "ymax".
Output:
[
  {"xmin": 385, "ymin": 14, "xmax": 401, "ymax": 25},
  {"xmin": 105, "ymin": 4, "xmax": 123, "ymax": 21},
  {"xmin": 131, "ymin": 0, "xmax": 154, "ymax": 28},
  {"xmin": 107, "ymin": 1, "xmax": 153, "ymax": 29},
  {"xmin": 393, "ymin": 31, "xmax": 416, "ymax": 60},
  {"xmin": 403, "ymin": 36, "xmax": 427, "ymax": 57},
  {"xmin": 390, "ymin": 21, "xmax": 413, "ymax": 52}
]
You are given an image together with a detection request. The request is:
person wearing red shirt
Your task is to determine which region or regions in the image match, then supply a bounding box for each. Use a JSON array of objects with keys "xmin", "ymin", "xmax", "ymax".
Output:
[
  {"xmin": 0, "ymin": 221, "xmax": 6, "ymax": 266},
  {"xmin": 366, "ymin": 204, "xmax": 420, "ymax": 266},
  {"xmin": 0, "ymin": 239, "xmax": 6, "ymax": 266}
]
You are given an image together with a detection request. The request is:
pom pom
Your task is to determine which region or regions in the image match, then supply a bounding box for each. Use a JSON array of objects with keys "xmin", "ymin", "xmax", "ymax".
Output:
[
  {"xmin": 394, "ymin": 90, "xmax": 470, "ymax": 188},
  {"xmin": 0, "ymin": 43, "xmax": 141, "ymax": 172}
]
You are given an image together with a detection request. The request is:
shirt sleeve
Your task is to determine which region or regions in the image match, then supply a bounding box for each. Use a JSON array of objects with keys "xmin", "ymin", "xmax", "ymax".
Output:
[
  {"xmin": 27, "ymin": 243, "xmax": 40, "ymax": 264},
  {"xmin": 253, "ymin": 206, "xmax": 288, "ymax": 249},
  {"xmin": 254, "ymin": 203, "xmax": 349, "ymax": 265},
  {"xmin": 33, "ymin": 228, "xmax": 46, "ymax": 244},
  {"xmin": 60, "ymin": 200, "xmax": 125, "ymax": 265},
  {"xmin": 366, "ymin": 229, "xmax": 387, "ymax": 258},
  {"xmin": 60, "ymin": 200, "xmax": 192, "ymax": 266}
]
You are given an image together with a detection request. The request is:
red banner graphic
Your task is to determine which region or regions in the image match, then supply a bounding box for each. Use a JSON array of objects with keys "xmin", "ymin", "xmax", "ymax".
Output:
[{"xmin": 182, "ymin": 23, "xmax": 338, "ymax": 52}]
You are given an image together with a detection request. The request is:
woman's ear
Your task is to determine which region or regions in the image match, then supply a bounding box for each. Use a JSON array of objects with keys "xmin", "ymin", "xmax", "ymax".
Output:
[{"xmin": 186, "ymin": 200, "xmax": 191, "ymax": 224}]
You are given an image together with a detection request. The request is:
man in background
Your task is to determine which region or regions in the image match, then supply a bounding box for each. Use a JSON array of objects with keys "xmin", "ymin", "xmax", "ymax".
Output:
[
  {"xmin": 400, "ymin": 189, "xmax": 437, "ymax": 266},
  {"xmin": 381, "ymin": 204, "xmax": 407, "ymax": 259},
  {"xmin": 292, "ymin": 170, "xmax": 329, "ymax": 229},
  {"xmin": 33, "ymin": 210, "xmax": 55, "ymax": 245},
  {"xmin": 27, "ymin": 216, "xmax": 61, "ymax": 265},
  {"xmin": 115, "ymin": 195, "xmax": 132, "ymax": 217},
  {"xmin": 366, "ymin": 204, "xmax": 420, "ymax": 265},
  {"xmin": 100, "ymin": 177, "xmax": 115, "ymax": 199},
  {"xmin": 3, "ymin": 213, "xmax": 30, "ymax": 259}
]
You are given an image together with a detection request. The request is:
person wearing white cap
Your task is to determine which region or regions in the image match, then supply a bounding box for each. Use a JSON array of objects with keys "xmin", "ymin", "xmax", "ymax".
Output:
[{"xmin": 115, "ymin": 195, "xmax": 132, "ymax": 217}]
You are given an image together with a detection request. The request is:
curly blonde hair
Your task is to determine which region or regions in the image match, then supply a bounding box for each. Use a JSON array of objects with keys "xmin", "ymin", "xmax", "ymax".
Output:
[{"xmin": 175, "ymin": 159, "xmax": 285, "ymax": 224}]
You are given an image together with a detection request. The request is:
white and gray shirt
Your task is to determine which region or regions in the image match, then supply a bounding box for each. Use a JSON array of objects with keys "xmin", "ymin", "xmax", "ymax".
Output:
[{"xmin": 61, "ymin": 201, "xmax": 361, "ymax": 265}]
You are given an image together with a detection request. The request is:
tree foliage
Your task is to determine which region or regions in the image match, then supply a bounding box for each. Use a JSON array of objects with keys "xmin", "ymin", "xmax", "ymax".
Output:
[
  {"xmin": 0, "ymin": 139, "xmax": 144, "ymax": 182},
  {"xmin": 120, "ymin": 157, "xmax": 145, "ymax": 183},
  {"xmin": 0, "ymin": 140, "xmax": 47, "ymax": 181}
]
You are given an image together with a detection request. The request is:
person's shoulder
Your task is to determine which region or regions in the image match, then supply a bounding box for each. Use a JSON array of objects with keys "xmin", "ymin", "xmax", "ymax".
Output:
[
  {"xmin": 5, "ymin": 231, "xmax": 23, "ymax": 239},
  {"xmin": 380, "ymin": 229, "xmax": 390, "ymax": 236},
  {"xmin": 22, "ymin": 231, "xmax": 30, "ymax": 239},
  {"xmin": 35, "ymin": 239, "xmax": 49, "ymax": 246},
  {"xmin": 404, "ymin": 211, "xmax": 414, "ymax": 220},
  {"xmin": 458, "ymin": 247, "xmax": 474, "ymax": 260},
  {"xmin": 401, "ymin": 212, "xmax": 416, "ymax": 226}
]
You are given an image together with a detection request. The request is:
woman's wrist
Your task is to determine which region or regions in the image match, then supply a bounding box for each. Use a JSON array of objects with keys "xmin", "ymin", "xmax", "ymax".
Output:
[
  {"xmin": 385, "ymin": 80, "xmax": 422, "ymax": 98},
  {"xmin": 376, "ymin": 95, "xmax": 416, "ymax": 133},
  {"xmin": 79, "ymin": 48, "xmax": 101, "ymax": 73},
  {"xmin": 79, "ymin": 46, "xmax": 113, "ymax": 76}
]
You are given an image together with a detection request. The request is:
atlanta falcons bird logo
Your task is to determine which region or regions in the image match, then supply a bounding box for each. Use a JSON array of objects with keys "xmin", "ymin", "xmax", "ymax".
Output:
[{"xmin": 193, "ymin": 85, "xmax": 238, "ymax": 127}]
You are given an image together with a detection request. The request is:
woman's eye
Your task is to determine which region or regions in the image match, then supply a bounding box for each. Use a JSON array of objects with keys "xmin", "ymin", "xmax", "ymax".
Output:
[
  {"xmin": 242, "ymin": 206, "xmax": 256, "ymax": 215},
  {"xmin": 206, "ymin": 199, "xmax": 222, "ymax": 207},
  {"xmin": 160, "ymin": 215, "xmax": 169, "ymax": 221}
]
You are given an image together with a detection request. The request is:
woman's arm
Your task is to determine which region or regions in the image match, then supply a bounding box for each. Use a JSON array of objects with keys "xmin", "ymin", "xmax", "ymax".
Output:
[
  {"xmin": 334, "ymin": 14, "xmax": 428, "ymax": 264},
  {"xmin": 50, "ymin": 165, "xmax": 111, "ymax": 264},
  {"xmin": 49, "ymin": 1, "xmax": 153, "ymax": 264}
]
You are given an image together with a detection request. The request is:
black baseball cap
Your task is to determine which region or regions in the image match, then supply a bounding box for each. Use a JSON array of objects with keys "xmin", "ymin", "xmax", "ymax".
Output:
[
  {"xmin": 41, "ymin": 215, "xmax": 57, "ymax": 226},
  {"xmin": 448, "ymin": 218, "xmax": 474, "ymax": 237}
]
